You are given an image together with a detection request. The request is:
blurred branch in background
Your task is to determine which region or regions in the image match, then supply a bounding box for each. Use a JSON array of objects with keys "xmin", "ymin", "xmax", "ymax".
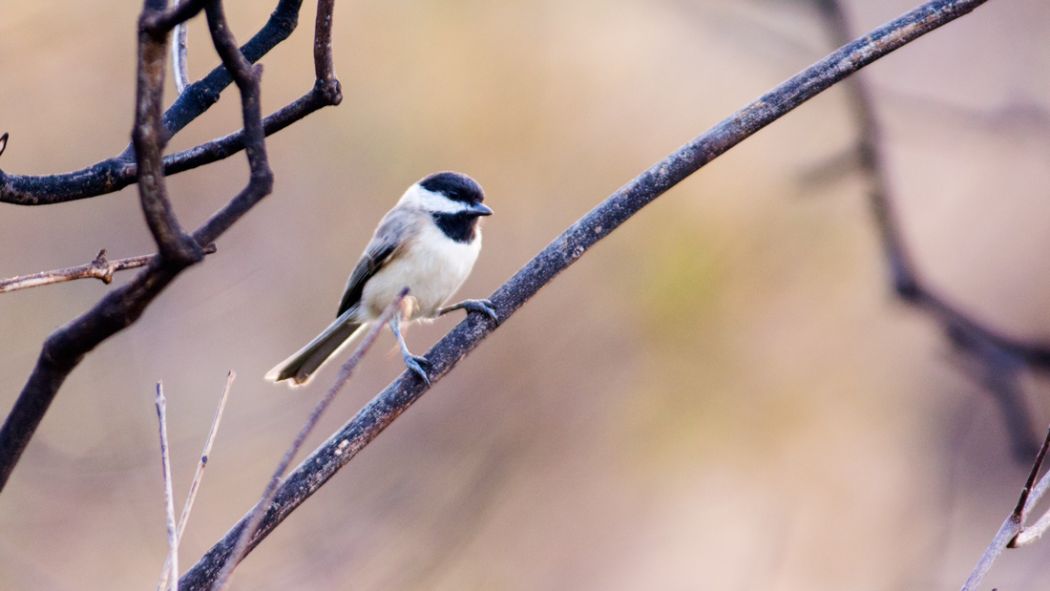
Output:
[
  {"xmin": 813, "ymin": 0, "xmax": 1049, "ymax": 460},
  {"xmin": 0, "ymin": 0, "xmax": 340, "ymax": 493},
  {"xmin": 174, "ymin": 0, "xmax": 994, "ymax": 587},
  {"xmin": 963, "ymin": 427, "xmax": 1050, "ymax": 589},
  {"xmin": 0, "ymin": 244, "xmax": 216, "ymax": 294}
]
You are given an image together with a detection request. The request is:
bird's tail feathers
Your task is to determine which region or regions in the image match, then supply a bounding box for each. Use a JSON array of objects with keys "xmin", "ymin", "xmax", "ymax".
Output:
[{"xmin": 265, "ymin": 312, "xmax": 368, "ymax": 387}]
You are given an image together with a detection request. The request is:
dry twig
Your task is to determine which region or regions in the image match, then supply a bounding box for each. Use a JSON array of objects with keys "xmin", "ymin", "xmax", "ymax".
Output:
[
  {"xmin": 0, "ymin": 245, "xmax": 216, "ymax": 294},
  {"xmin": 179, "ymin": 1, "xmax": 993, "ymax": 587},
  {"xmin": 156, "ymin": 371, "xmax": 235, "ymax": 591},
  {"xmin": 154, "ymin": 383, "xmax": 179, "ymax": 591}
]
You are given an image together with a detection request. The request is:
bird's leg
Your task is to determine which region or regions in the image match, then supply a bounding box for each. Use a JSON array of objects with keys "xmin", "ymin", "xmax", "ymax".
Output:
[
  {"xmin": 389, "ymin": 313, "xmax": 430, "ymax": 384},
  {"xmin": 438, "ymin": 298, "xmax": 497, "ymax": 321}
]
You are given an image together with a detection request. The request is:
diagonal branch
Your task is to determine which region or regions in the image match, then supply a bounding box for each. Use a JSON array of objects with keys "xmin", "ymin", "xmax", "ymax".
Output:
[{"xmin": 179, "ymin": 1, "xmax": 992, "ymax": 587}]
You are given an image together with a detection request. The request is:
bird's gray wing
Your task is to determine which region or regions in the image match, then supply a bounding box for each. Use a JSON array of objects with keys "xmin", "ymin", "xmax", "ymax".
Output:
[{"xmin": 336, "ymin": 210, "xmax": 415, "ymax": 317}]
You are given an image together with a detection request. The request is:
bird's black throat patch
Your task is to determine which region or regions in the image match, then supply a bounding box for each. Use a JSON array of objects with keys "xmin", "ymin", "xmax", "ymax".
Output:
[{"xmin": 432, "ymin": 211, "xmax": 480, "ymax": 244}]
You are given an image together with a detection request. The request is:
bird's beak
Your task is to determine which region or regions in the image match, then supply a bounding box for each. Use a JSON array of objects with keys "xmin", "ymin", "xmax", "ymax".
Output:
[{"xmin": 470, "ymin": 203, "xmax": 494, "ymax": 216}]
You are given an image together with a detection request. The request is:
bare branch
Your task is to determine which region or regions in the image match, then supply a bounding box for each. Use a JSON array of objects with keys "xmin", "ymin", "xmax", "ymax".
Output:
[
  {"xmin": 313, "ymin": 0, "xmax": 336, "ymax": 83},
  {"xmin": 0, "ymin": 245, "xmax": 216, "ymax": 294},
  {"xmin": 0, "ymin": 0, "xmax": 289, "ymax": 493},
  {"xmin": 179, "ymin": 1, "xmax": 992, "ymax": 587},
  {"xmin": 0, "ymin": 132, "xmax": 7, "ymax": 159},
  {"xmin": 0, "ymin": 0, "xmax": 306, "ymax": 207},
  {"xmin": 210, "ymin": 290, "xmax": 407, "ymax": 591},
  {"xmin": 157, "ymin": 371, "xmax": 235, "ymax": 591},
  {"xmin": 154, "ymin": 382, "xmax": 179, "ymax": 591}
]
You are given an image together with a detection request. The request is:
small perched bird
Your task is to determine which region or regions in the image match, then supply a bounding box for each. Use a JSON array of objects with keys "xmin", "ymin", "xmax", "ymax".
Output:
[{"xmin": 266, "ymin": 171, "xmax": 495, "ymax": 386}]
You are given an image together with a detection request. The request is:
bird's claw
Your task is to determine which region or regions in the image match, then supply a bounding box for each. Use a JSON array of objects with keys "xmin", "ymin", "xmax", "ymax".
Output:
[
  {"xmin": 460, "ymin": 298, "xmax": 498, "ymax": 322},
  {"xmin": 403, "ymin": 354, "xmax": 431, "ymax": 385}
]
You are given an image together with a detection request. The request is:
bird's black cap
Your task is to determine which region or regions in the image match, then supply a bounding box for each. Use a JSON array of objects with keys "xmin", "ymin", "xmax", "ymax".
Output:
[{"xmin": 419, "ymin": 171, "xmax": 485, "ymax": 205}]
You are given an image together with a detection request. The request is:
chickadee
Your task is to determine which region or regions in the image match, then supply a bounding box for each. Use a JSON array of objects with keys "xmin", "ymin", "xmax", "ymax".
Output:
[{"xmin": 265, "ymin": 171, "xmax": 495, "ymax": 386}]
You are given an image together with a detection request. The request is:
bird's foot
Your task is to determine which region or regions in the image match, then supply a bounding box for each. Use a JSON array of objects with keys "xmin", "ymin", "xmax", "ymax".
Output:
[
  {"xmin": 403, "ymin": 354, "xmax": 431, "ymax": 385},
  {"xmin": 439, "ymin": 298, "xmax": 497, "ymax": 322}
]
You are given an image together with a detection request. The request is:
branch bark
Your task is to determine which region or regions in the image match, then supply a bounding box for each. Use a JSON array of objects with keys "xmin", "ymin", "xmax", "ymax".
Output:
[{"xmin": 178, "ymin": 0, "xmax": 992, "ymax": 587}]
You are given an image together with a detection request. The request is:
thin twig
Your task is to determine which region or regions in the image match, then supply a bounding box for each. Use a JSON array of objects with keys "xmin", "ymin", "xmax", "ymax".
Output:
[
  {"xmin": 209, "ymin": 289, "xmax": 407, "ymax": 591},
  {"xmin": 0, "ymin": 244, "xmax": 216, "ymax": 294},
  {"xmin": 154, "ymin": 383, "xmax": 179, "ymax": 591},
  {"xmin": 1012, "ymin": 462, "xmax": 1050, "ymax": 547},
  {"xmin": 0, "ymin": 132, "xmax": 7, "ymax": 159},
  {"xmin": 180, "ymin": 1, "xmax": 993, "ymax": 587},
  {"xmin": 162, "ymin": 0, "xmax": 195, "ymax": 96},
  {"xmin": 156, "ymin": 370, "xmax": 235, "ymax": 591},
  {"xmin": 173, "ymin": 20, "xmax": 190, "ymax": 94},
  {"xmin": 1013, "ymin": 426, "xmax": 1050, "ymax": 520},
  {"xmin": 961, "ymin": 427, "xmax": 1050, "ymax": 590}
]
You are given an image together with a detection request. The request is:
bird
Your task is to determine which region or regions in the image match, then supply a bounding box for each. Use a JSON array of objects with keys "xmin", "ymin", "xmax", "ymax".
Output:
[{"xmin": 265, "ymin": 171, "xmax": 495, "ymax": 387}]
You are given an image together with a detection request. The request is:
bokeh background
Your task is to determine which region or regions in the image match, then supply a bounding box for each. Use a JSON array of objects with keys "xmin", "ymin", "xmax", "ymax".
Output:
[{"xmin": 2, "ymin": 1, "xmax": 1049, "ymax": 589}]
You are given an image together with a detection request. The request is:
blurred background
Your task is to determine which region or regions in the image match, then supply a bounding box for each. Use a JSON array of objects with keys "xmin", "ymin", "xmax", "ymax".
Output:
[{"xmin": 1, "ymin": 0, "xmax": 1049, "ymax": 589}]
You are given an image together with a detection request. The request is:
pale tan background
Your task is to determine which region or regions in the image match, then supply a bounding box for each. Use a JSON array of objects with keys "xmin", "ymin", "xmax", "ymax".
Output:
[{"xmin": 1, "ymin": 1, "xmax": 1049, "ymax": 589}]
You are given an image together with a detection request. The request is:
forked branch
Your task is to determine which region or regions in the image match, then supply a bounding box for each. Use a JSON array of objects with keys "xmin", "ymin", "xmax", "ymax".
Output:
[{"xmin": 0, "ymin": 0, "xmax": 338, "ymax": 493}]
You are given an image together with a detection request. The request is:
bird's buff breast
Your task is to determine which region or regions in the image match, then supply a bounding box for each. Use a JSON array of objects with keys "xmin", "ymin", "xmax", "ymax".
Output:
[{"xmin": 360, "ymin": 225, "xmax": 481, "ymax": 321}]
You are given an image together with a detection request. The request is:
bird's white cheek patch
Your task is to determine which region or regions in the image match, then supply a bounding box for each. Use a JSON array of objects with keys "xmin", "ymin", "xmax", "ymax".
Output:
[{"xmin": 399, "ymin": 184, "xmax": 474, "ymax": 214}]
